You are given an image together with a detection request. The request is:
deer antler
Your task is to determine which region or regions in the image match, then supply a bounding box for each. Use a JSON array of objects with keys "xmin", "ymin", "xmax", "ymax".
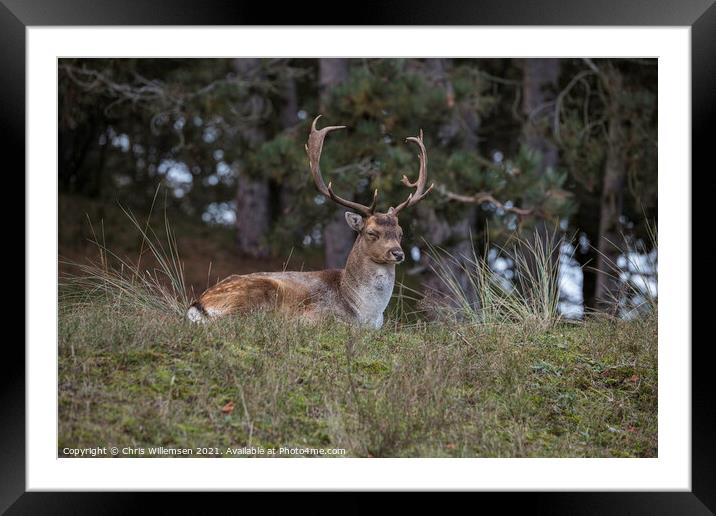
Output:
[
  {"xmin": 390, "ymin": 130, "xmax": 434, "ymax": 215},
  {"xmin": 305, "ymin": 115, "xmax": 378, "ymax": 217}
]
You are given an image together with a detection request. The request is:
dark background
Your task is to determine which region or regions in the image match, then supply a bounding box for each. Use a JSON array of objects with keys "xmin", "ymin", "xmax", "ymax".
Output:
[{"xmin": 58, "ymin": 57, "xmax": 657, "ymax": 317}]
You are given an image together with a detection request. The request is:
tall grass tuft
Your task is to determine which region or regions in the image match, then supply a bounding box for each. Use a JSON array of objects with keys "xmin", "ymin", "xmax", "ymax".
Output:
[
  {"xmin": 424, "ymin": 229, "xmax": 563, "ymax": 330},
  {"xmin": 591, "ymin": 219, "xmax": 658, "ymax": 319},
  {"xmin": 60, "ymin": 195, "xmax": 190, "ymax": 317}
]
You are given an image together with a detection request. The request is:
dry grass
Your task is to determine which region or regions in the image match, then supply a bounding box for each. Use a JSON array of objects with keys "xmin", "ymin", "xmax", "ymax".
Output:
[
  {"xmin": 59, "ymin": 190, "xmax": 191, "ymax": 316},
  {"xmin": 423, "ymin": 229, "xmax": 563, "ymax": 330}
]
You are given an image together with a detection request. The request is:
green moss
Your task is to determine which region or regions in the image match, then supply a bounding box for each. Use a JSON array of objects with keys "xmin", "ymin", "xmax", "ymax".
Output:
[{"xmin": 58, "ymin": 304, "xmax": 657, "ymax": 458}]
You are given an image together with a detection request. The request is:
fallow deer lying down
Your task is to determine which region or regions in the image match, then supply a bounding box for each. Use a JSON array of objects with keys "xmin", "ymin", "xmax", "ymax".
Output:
[{"xmin": 186, "ymin": 116, "xmax": 433, "ymax": 328}]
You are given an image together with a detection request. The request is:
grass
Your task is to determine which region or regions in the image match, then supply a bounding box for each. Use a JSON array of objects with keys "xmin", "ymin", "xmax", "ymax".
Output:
[
  {"xmin": 58, "ymin": 199, "xmax": 657, "ymax": 458},
  {"xmin": 58, "ymin": 302, "xmax": 657, "ymax": 457},
  {"xmin": 61, "ymin": 205, "xmax": 190, "ymax": 316},
  {"xmin": 422, "ymin": 229, "xmax": 563, "ymax": 330}
]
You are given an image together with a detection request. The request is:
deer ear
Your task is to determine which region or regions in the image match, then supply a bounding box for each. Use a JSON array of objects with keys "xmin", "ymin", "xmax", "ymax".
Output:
[{"xmin": 344, "ymin": 211, "xmax": 364, "ymax": 232}]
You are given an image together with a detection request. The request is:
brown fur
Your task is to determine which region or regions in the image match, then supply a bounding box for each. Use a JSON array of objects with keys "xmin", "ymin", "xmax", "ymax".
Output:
[{"xmin": 190, "ymin": 213, "xmax": 403, "ymax": 326}]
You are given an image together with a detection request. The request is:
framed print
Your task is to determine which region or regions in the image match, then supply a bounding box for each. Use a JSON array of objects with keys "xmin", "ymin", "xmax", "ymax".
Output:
[{"xmin": 5, "ymin": 0, "xmax": 712, "ymax": 512}]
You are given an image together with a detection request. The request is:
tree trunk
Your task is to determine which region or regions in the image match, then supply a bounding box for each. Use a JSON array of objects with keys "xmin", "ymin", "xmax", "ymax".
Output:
[
  {"xmin": 419, "ymin": 59, "xmax": 480, "ymax": 316},
  {"xmin": 522, "ymin": 59, "xmax": 560, "ymax": 173},
  {"xmin": 572, "ymin": 196, "xmax": 601, "ymax": 311},
  {"xmin": 235, "ymin": 174, "xmax": 271, "ymax": 257},
  {"xmin": 521, "ymin": 59, "xmax": 561, "ymax": 304},
  {"xmin": 594, "ymin": 66, "xmax": 626, "ymax": 311},
  {"xmin": 278, "ymin": 69, "xmax": 300, "ymax": 218},
  {"xmin": 279, "ymin": 67, "xmax": 299, "ymax": 130},
  {"xmin": 319, "ymin": 59, "xmax": 355, "ymax": 269},
  {"xmin": 234, "ymin": 59, "xmax": 271, "ymax": 258}
]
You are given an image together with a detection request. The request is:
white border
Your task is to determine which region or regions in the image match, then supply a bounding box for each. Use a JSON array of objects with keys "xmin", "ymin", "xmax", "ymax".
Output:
[{"xmin": 27, "ymin": 27, "xmax": 691, "ymax": 490}]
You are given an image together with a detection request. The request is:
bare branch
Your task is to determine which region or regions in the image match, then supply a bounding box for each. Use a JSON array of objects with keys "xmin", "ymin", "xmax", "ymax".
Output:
[
  {"xmin": 438, "ymin": 185, "xmax": 536, "ymax": 218},
  {"xmin": 581, "ymin": 58, "xmax": 602, "ymax": 75},
  {"xmin": 553, "ymin": 69, "xmax": 597, "ymax": 144}
]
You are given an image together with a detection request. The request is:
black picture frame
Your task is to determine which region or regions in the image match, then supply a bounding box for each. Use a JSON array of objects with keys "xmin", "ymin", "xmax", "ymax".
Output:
[{"xmin": 4, "ymin": 0, "xmax": 710, "ymax": 513}]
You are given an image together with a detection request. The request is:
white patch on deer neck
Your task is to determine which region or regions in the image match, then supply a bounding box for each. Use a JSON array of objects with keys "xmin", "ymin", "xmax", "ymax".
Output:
[{"xmin": 342, "ymin": 262, "xmax": 395, "ymax": 329}]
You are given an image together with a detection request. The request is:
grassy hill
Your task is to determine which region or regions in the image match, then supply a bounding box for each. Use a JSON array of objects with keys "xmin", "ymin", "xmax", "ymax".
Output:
[
  {"xmin": 58, "ymin": 304, "xmax": 657, "ymax": 458},
  {"xmin": 58, "ymin": 194, "xmax": 657, "ymax": 458}
]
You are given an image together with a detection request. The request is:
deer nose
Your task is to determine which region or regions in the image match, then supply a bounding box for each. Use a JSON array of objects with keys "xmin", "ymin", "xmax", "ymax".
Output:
[{"xmin": 390, "ymin": 248, "xmax": 405, "ymax": 262}]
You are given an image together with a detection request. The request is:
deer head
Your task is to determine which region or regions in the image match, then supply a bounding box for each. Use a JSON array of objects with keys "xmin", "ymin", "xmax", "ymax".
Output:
[{"xmin": 306, "ymin": 115, "xmax": 434, "ymax": 265}]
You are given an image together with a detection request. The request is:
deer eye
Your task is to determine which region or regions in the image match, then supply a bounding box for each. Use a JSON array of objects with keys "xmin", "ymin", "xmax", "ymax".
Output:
[{"xmin": 366, "ymin": 231, "xmax": 379, "ymax": 239}]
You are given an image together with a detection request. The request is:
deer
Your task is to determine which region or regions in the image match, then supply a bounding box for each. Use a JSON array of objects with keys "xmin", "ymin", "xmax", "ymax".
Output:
[{"xmin": 186, "ymin": 116, "xmax": 433, "ymax": 328}]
